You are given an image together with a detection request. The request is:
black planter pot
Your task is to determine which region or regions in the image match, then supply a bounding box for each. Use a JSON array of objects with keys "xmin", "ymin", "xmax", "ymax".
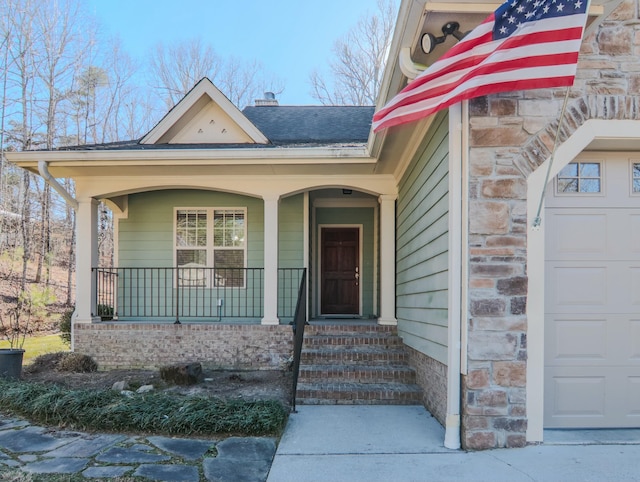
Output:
[{"xmin": 0, "ymin": 349, "xmax": 25, "ymax": 379}]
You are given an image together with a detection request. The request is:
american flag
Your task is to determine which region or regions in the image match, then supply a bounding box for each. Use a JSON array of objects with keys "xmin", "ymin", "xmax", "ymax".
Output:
[{"xmin": 373, "ymin": 0, "xmax": 589, "ymax": 132}]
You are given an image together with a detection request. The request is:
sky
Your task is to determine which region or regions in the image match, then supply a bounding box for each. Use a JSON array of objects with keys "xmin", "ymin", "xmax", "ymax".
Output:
[{"xmin": 87, "ymin": 0, "xmax": 385, "ymax": 105}]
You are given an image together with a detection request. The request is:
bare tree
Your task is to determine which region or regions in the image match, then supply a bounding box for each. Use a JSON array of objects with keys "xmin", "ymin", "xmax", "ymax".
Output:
[
  {"xmin": 309, "ymin": 0, "xmax": 397, "ymax": 105},
  {"xmin": 148, "ymin": 38, "xmax": 221, "ymax": 110},
  {"xmin": 148, "ymin": 38, "xmax": 284, "ymax": 110}
]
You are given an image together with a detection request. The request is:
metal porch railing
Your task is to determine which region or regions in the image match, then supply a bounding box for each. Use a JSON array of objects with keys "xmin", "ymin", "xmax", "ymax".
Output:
[{"xmin": 93, "ymin": 267, "xmax": 305, "ymax": 322}]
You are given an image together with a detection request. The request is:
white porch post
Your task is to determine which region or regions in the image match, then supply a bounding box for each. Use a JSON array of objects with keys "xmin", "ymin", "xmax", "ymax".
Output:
[
  {"xmin": 378, "ymin": 194, "xmax": 397, "ymax": 325},
  {"xmin": 262, "ymin": 194, "xmax": 280, "ymax": 325},
  {"xmin": 75, "ymin": 197, "xmax": 99, "ymax": 323}
]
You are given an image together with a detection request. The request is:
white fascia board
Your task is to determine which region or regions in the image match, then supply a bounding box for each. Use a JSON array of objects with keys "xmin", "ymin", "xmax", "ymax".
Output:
[{"xmin": 6, "ymin": 146, "xmax": 374, "ymax": 166}]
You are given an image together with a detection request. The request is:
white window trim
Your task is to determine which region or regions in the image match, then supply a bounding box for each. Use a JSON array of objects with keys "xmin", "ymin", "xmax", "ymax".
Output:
[
  {"xmin": 630, "ymin": 159, "xmax": 640, "ymax": 196},
  {"xmin": 554, "ymin": 160, "xmax": 605, "ymax": 197},
  {"xmin": 174, "ymin": 207, "xmax": 248, "ymax": 288}
]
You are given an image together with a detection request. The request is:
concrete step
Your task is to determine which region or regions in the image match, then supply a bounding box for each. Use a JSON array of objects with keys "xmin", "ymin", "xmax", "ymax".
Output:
[
  {"xmin": 298, "ymin": 364, "xmax": 417, "ymax": 384},
  {"xmin": 296, "ymin": 382, "xmax": 424, "ymax": 405}
]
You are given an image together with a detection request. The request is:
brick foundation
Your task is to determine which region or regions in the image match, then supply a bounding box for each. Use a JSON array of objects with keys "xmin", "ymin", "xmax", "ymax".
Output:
[
  {"xmin": 73, "ymin": 322, "xmax": 293, "ymax": 370},
  {"xmin": 406, "ymin": 345, "xmax": 447, "ymax": 426}
]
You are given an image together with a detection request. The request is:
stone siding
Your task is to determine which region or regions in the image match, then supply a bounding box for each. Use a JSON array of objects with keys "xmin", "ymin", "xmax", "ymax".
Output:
[
  {"xmin": 462, "ymin": 0, "xmax": 639, "ymax": 449},
  {"xmin": 74, "ymin": 322, "xmax": 293, "ymax": 370},
  {"xmin": 406, "ymin": 345, "xmax": 447, "ymax": 426}
]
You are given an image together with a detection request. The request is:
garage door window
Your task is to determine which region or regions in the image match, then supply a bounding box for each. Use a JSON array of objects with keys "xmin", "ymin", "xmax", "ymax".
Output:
[
  {"xmin": 557, "ymin": 162, "xmax": 601, "ymax": 194},
  {"xmin": 633, "ymin": 163, "xmax": 640, "ymax": 193}
]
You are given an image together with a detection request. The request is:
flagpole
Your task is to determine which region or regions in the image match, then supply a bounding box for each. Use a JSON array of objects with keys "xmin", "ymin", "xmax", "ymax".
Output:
[{"xmin": 531, "ymin": 86, "xmax": 572, "ymax": 229}]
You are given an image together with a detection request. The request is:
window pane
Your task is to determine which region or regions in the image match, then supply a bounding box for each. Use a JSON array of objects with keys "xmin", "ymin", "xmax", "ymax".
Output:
[
  {"xmin": 633, "ymin": 163, "xmax": 640, "ymax": 177},
  {"xmin": 580, "ymin": 163, "xmax": 600, "ymax": 177},
  {"xmin": 558, "ymin": 179, "xmax": 578, "ymax": 193},
  {"xmin": 213, "ymin": 210, "xmax": 245, "ymax": 247},
  {"xmin": 580, "ymin": 179, "xmax": 600, "ymax": 193},
  {"xmin": 214, "ymin": 250, "xmax": 244, "ymax": 287},
  {"xmin": 559, "ymin": 163, "xmax": 578, "ymax": 177},
  {"xmin": 177, "ymin": 249, "xmax": 206, "ymax": 267},
  {"xmin": 634, "ymin": 179, "xmax": 640, "ymax": 193},
  {"xmin": 176, "ymin": 210, "xmax": 207, "ymax": 247}
]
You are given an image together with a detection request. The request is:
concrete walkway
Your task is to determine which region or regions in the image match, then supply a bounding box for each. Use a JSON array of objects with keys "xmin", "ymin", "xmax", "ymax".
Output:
[
  {"xmin": 0, "ymin": 415, "xmax": 276, "ymax": 481},
  {"xmin": 267, "ymin": 405, "xmax": 640, "ymax": 482}
]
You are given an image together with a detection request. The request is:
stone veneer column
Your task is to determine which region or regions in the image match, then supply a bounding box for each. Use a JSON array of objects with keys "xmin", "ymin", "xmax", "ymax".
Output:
[{"xmin": 462, "ymin": 95, "xmax": 531, "ymax": 450}]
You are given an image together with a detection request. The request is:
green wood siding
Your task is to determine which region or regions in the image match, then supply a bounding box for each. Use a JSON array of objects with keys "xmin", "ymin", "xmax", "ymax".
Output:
[
  {"xmin": 279, "ymin": 194, "xmax": 304, "ymax": 268},
  {"xmin": 315, "ymin": 207, "xmax": 375, "ymax": 317},
  {"xmin": 119, "ymin": 190, "xmax": 265, "ymax": 268},
  {"xmin": 396, "ymin": 111, "xmax": 449, "ymax": 364}
]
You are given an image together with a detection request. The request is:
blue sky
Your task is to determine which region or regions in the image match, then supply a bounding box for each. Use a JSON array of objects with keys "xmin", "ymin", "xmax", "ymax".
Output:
[{"xmin": 87, "ymin": 0, "xmax": 384, "ymax": 105}]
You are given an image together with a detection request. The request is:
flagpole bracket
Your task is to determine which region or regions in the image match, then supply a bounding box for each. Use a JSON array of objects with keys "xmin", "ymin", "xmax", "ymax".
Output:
[{"xmin": 399, "ymin": 47, "xmax": 427, "ymax": 80}]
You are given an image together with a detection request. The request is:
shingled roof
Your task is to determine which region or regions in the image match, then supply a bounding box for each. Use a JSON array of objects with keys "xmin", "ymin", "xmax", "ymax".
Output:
[{"xmin": 243, "ymin": 105, "xmax": 374, "ymax": 144}]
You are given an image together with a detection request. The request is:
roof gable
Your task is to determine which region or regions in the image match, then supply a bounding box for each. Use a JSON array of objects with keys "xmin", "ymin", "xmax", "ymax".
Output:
[{"xmin": 140, "ymin": 78, "xmax": 269, "ymax": 145}]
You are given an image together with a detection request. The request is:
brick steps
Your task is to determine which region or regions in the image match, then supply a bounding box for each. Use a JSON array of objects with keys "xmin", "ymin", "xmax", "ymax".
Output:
[
  {"xmin": 295, "ymin": 323, "xmax": 423, "ymax": 405},
  {"xmin": 296, "ymin": 382, "xmax": 423, "ymax": 405}
]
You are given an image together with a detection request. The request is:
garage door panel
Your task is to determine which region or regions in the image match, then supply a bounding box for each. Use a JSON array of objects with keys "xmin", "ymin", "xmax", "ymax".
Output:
[
  {"xmin": 546, "ymin": 318, "xmax": 607, "ymax": 363},
  {"xmin": 547, "ymin": 213, "xmax": 607, "ymax": 257},
  {"xmin": 547, "ymin": 210, "xmax": 640, "ymax": 260},
  {"xmin": 545, "ymin": 156, "xmax": 640, "ymax": 429},
  {"xmin": 547, "ymin": 262, "xmax": 638, "ymax": 313},
  {"xmin": 545, "ymin": 372, "xmax": 607, "ymax": 426}
]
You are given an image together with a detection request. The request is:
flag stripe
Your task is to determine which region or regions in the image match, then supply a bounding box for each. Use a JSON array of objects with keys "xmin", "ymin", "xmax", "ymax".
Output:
[{"xmin": 373, "ymin": 0, "xmax": 589, "ymax": 132}]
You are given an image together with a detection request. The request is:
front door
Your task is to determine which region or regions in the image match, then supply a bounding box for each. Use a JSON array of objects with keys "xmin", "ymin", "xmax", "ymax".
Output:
[{"xmin": 321, "ymin": 227, "xmax": 360, "ymax": 315}]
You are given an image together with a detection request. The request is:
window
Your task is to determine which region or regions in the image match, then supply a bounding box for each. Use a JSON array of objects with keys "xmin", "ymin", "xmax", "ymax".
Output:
[
  {"xmin": 556, "ymin": 162, "xmax": 601, "ymax": 194},
  {"xmin": 175, "ymin": 208, "xmax": 246, "ymax": 287},
  {"xmin": 633, "ymin": 163, "xmax": 640, "ymax": 193}
]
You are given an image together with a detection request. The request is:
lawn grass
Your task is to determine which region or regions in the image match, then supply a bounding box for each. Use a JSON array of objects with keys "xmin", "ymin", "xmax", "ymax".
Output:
[{"xmin": 0, "ymin": 334, "xmax": 68, "ymax": 364}]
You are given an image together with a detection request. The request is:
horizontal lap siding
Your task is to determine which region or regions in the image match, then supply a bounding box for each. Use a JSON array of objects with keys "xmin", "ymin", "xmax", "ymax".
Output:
[
  {"xmin": 118, "ymin": 190, "xmax": 265, "ymax": 268},
  {"xmin": 396, "ymin": 112, "xmax": 449, "ymax": 365},
  {"xmin": 279, "ymin": 194, "xmax": 304, "ymax": 268}
]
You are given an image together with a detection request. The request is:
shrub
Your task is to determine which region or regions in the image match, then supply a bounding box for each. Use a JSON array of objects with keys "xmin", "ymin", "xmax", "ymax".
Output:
[
  {"xmin": 0, "ymin": 379, "xmax": 287, "ymax": 436},
  {"xmin": 57, "ymin": 353, "xmax": 98, "ymax": 373},
  {"xmin": 24, "ymin": 352, "xmax": 97, "ymax": 374},
  {"xmin": 59, "ymin": 308, "xmax": 73, "ymax": 346}
]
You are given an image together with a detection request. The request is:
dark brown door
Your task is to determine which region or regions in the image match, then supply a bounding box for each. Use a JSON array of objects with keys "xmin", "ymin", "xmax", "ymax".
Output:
[{"xmin": 321, "ymin": 227, "xmax": 359, "ymax": 315}]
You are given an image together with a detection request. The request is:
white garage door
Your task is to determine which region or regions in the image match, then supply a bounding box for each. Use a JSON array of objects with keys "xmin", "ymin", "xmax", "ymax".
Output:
[{"xmin": 545, "ymin": 154, "xmax": 640, "ymax": 428}]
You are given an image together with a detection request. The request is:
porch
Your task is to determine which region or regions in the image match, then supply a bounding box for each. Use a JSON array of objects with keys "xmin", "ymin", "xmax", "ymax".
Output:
[{"xmin": 93, "ymin": 267, "xmax": 306, "ymax": 324}]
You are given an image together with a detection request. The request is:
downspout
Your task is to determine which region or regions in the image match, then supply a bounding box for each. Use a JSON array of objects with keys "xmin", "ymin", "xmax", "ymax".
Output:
[
  {"xmin": 444, "ymin": 102, "xmax": 465, "ymax": 450},
  {"xmin": 38, "ymin": 160, "xmax": 78, "ymax": 210},
  {"xmin": 38, "ymin": 160, "xmax": 79, "ymax": 352}
]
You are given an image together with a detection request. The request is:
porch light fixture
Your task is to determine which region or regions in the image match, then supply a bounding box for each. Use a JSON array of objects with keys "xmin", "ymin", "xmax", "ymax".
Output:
[
  {"xmin": 420, "ymin": 21, "xmax": 467, "ymax": 55},
  {"xmin": 342, "ymin": 189, "xmax": 352, "ymax": 195}
]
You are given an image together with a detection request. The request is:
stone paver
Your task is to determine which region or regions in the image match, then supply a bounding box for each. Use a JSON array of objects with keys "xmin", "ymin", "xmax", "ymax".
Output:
[
  {"xmin": 95, "ymin": 446, "xmax": 171, "ymax": 464},
  {"xmin": 134, "ymin": 463, "xmax": 200, "ymax": 482},
  {"xmin": 82, "ymin": 465, "xmax": 134, "ymax": 478},
  {"xmin": 0, "ymin": 415, "xmax": 275, "ymax": 482},
  {"xmin": 203, "ymin": 456, "xmax": 271, "ymax": 482},
  {"xmin": 0, "ymin": 426, "xmax": 73, "ymax": 453},
  {"xmin": 148, "ymin": 435, "xmax": 215, "ymax": 460},
  {"xmin": 22, "ymin": 457, "xmax": 89, "ymax": 474},
  {"xmin": 44, "ymin": 434, "xmax": 126, "ymax": 458}
]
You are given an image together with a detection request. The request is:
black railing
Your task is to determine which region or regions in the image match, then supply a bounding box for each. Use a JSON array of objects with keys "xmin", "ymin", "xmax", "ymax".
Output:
[
  {"xmin": 290, "ymin": 268, "xmax": 308, "ymax": 412},
  {"xmin": 93, "ymin": 267, "xmax": 305, "ymax": 322}
]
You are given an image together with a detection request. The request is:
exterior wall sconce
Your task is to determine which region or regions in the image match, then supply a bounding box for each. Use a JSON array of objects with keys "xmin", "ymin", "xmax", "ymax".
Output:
[
  {"xmin": 342, "ymin": 189, "xmax": 353, "ymax": 195},
  {"xmin": 420, "ymin": 21, "xmax": 467, "ymax": 54}
]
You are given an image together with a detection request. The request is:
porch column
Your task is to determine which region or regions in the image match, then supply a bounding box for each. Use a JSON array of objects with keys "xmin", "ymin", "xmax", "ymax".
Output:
[
  {"xmin": 378, "ymin": 194, "xmax": 397, "ymax": 325},
  {"xmin": 262, "ymin": 194, "xmax": 280, "ymax": 325},
  {"xmin": 75, "ymin": 197, "xmax": 99, "ymax": 323}
]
